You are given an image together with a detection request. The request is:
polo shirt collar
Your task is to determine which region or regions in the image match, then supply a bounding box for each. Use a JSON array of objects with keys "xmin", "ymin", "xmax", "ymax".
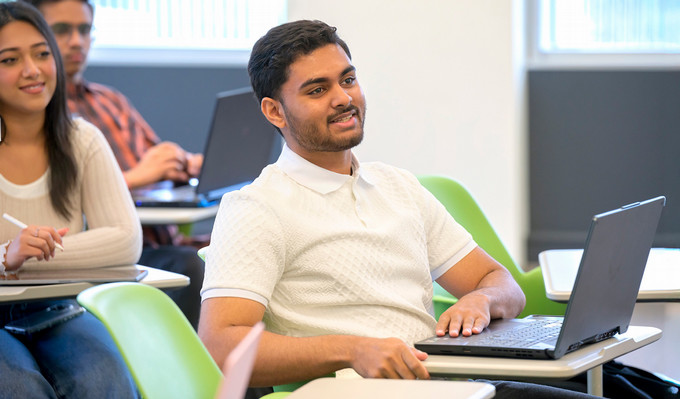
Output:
[{"xmin": 276, "ymin": 144, "xmax": 375, "ymax": 194}]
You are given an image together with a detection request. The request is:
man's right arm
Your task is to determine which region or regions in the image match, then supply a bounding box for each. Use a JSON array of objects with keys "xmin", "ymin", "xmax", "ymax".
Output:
[
  {"xmin": 197, "ymin": 297, "xmax": 430, "ymax": 387},
  {"xmin": 125, "ymin": 142, "xmax": 200, "ymax": 189}
]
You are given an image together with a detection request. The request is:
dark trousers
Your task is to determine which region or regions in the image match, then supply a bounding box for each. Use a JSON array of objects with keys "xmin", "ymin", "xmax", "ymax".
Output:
[
  {"xmin": 479, "ymin": 379, "xmax": 599, "ymax": 398},
  {"xmin": 139, "ymin": 245, "xmax": 204, "ymax": 329}
]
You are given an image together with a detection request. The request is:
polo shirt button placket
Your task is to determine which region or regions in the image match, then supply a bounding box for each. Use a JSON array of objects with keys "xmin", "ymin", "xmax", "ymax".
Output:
[{"xmin": 353, "ymin": 188, "xmax": 368, "ymax": 227}]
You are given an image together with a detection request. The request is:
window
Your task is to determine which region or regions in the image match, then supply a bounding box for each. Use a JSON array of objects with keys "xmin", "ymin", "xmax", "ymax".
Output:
[
  {"xmin": 89, "ymin": 0, "xmax": 287, "ymax": 66},
  {"xmin": 539, "ymin": 0, "xmax": 680, "ymax": 53},
  {"xmin": 528, "ymin": 0, "xmax": 680, "ymax": 68}
]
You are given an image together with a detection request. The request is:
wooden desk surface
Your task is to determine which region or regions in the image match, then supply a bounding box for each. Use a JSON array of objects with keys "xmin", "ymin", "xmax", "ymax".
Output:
[
  {"xmin": 0, "ymin": 265, "xmax": 189, "ymax": 303},
  {"xmin": 540, "ymin": 248, "xmax": 680, "ymax": 302}
]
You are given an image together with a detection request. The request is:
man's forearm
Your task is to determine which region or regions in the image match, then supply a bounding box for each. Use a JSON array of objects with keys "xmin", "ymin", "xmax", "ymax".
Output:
[
  {"xmin": 203, "ymin": 326, "xmax": 431, "ymax": 386},
  {"xmin": 476, "ymin": 269, "xmax": 526, "ymax": 319},
  {"xmin": 255, "ymin": 332, "xmax": 358, "ymax": 386},
  {"xmin": 123, "ymin": 168, "xmax": 142, "ymax": 190},
  {"xmin": 205, "ymin": 326, "xmax": 355, "ymax": 387}
]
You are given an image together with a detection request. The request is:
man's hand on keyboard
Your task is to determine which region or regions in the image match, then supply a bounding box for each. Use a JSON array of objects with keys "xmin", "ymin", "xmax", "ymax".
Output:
[{"xmin": 435, "ymin": 290, "xmax": 492, "ymax": 338}]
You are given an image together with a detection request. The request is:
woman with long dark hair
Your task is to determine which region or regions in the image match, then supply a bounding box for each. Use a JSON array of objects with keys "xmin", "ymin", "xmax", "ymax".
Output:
[{"xmin": 0, "ymin": 2, "xmax": 141, "ymax": 396}]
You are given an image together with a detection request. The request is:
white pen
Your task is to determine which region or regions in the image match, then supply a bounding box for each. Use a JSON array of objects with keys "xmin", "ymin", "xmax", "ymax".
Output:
[{"xmin": 2, "ymin": 213, "xmax": 65, "ymax": 251}]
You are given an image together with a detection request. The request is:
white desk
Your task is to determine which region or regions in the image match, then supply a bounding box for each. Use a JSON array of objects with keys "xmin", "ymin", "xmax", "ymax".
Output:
[
  {"xmin": 286, "ymin": 378, "xmax": 495, "ymax": 399},
  {"xmin": 0, "ymin": 265, "xmax": 189, "ymax": 303},
  {"xmin": 539, "ymin": 248, "xmax": 680, "ymax": 302},
  {"xmin": 136, "ymin": 206, "xmax": 218, "ymax": 225},
  {"xmin": 423, "ymin": 326, "xmax": 661, "ymax": 397}
]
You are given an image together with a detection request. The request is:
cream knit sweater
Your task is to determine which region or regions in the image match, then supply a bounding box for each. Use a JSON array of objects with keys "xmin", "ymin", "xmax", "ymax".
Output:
[{"xmin": 0, "ymin": 119, "xmax": 141, "ymax": 270}]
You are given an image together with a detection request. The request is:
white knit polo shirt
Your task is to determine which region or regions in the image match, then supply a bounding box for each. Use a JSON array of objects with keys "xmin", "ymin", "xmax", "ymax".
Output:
[{"xmin": 201, "ymin": 145, "xmax": 476, "ymax": 345}]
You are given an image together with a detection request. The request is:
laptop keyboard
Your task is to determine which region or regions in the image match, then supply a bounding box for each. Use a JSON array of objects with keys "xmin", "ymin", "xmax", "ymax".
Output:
[{"xmin": 477, "ymin": 319, "xmax": 562, "ymax": 348}]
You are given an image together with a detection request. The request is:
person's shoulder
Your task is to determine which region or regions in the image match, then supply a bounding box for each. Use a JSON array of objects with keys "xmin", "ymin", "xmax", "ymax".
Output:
[
  {"xmin": 223, "ymin": 164, "xmax": 279, "ymax": 200},
  {"xmin": 85, "ymin": 81, "xmax": 123, "ymax": 96},
  {"xmin": 220, "ymin": 164, "xmax": 297, "ymax": 213},
  {"xmin": 214, "ymin": 166, "xmax": 289, "ymax": 227},
  {"xmin": 362, "ymin": 161, "xmax": 420, "ymax": 186},
  {"xmin": 69, "ymin": 118, "xmax": 110, "ymax": 152},
  {"xmin": 70, "ymin": 117, "xmax": 97, "ymax": 139},
  {"xmin": 83, "ymin": 81, "xmax": 131, "ymax": 104}
]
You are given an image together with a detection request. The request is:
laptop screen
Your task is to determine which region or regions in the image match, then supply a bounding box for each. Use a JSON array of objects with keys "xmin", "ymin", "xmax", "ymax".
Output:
[{"xmin": 196, "ymin": 87, "xmax": 282, "ymax": 201}]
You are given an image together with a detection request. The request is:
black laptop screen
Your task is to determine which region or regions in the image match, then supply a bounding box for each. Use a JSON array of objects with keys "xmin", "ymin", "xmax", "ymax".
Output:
[{"xmin": 197, "ymin": 87, "xmax": 281, "ymax": 199}]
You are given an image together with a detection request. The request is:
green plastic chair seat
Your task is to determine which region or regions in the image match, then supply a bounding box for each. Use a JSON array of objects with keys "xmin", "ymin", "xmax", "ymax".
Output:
[
  {"xmin": 77, "ymin": 282, "xmax": 223, "ymax": 399},
  {"xmin": 78, "ymin": 282, "xmax": 294, "ymax": 398},
  {"xmin": 417, "ymin": 175, "xmax": 566, "ymax": 319}
]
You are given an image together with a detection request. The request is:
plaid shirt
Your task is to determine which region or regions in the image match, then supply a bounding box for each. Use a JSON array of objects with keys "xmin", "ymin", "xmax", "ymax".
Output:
[
  {"xmin": 67, "ymin": 80, "xmax": 176, "ymax": 247},
  {"xmin": 67, "ymin": 80, "xmax": 160, "ymax": 171}
]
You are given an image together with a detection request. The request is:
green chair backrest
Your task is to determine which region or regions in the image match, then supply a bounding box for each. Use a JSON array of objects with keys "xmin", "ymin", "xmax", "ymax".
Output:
[
  {"xmin": 417, "ymin": 175, "xmax": 566, "ymax": 318},
  {"xmin": 77, "ymin": 282, "xmax": 223, "ymax": 399}
]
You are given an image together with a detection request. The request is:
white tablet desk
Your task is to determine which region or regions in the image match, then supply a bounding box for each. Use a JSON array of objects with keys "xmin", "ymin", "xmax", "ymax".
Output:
[
  {"xmin": 286, "ymin": 378, "xmax": 495, "ymax": 399},
  {"xmin": 0, "ymin": 265, "xmax": 189, "ymax": 303},
  {"xmin": 136, "ymin": 205, "xmax": 219, "ymax": 225},
  {"xmin": 423, "ymin": 326, "xmax": 661, "ymax": 397},
  {"xmin": 539, "ymin": 248, "xmax": 680, "ymax": 302}
]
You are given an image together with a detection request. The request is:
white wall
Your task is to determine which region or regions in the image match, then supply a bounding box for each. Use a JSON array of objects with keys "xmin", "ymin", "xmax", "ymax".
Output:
[{"xmin": 288, "ymin": 0, "xmax": 529, "ymax": 265}]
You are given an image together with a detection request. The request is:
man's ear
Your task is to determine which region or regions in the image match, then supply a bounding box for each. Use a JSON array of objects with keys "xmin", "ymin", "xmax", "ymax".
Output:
[{"xmin": 261, "ymin": 97, "xmax": 286, "ymax": 130}]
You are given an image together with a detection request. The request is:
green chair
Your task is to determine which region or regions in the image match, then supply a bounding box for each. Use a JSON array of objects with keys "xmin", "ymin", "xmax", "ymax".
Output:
[
  {"xmin": 417, "ymin": 175, "xmax": 566, "ymax": 319},
  {"xmin": 77, "ymin": 282, "xmax": 289, "ymax": 399}
]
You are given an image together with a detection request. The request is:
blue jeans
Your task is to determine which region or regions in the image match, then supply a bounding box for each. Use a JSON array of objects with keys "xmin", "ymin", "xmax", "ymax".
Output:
[{"xmin": 0, "ymin": 300, "xmax": 138, "ymax": 398}]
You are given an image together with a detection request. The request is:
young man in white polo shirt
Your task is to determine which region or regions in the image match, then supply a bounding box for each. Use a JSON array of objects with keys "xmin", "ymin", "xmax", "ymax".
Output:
[{"xmin": 199, "ymin": 20, "xmax": 597, "ymax": 398}]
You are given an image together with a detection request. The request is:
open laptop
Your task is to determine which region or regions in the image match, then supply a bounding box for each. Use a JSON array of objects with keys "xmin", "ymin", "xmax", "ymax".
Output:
[
  {"xmin": 214, "ymin": 321, "xmax": 264, "ymax": 399},
  {"xmin": 415, "ymin": 196, "xmax": 665, "ymax": 360},
  {"xmin": 133, "ymin": 87, "xmax": 282, "ymax": 208}
]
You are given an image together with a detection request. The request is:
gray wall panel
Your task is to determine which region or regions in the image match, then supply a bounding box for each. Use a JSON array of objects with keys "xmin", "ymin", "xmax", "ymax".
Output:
[
  {"xmin": 84, "ymin": 66, "xmax": 251, "ymax": 153},
  {"xmin": 528, "ymin": 70, "xmax": 680, "ymax": 260}
]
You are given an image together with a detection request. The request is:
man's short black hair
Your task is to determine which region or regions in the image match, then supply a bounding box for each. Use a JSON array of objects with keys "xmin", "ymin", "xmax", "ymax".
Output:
[{"xmin": 248, "ymin": 20, "xmax": 351, "ymax": 103}]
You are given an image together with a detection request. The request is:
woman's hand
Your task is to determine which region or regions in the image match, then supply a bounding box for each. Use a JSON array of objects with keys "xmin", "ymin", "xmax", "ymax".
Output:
[{"xmin": 3, "ymin": 225, "xmax": 68, "ymax": 271}]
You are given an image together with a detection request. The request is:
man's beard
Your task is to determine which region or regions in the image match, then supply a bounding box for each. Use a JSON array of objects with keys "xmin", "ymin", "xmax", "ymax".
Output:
[{"xmin": 284, "ymin": 104, "xmax": 366, "ymax": 152}]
